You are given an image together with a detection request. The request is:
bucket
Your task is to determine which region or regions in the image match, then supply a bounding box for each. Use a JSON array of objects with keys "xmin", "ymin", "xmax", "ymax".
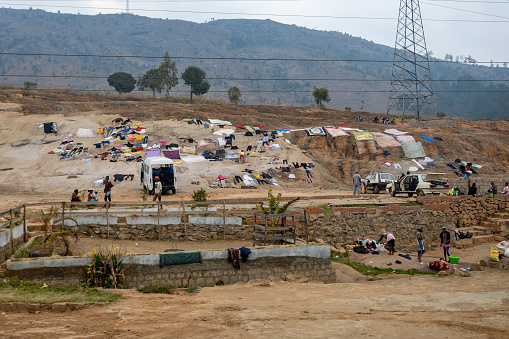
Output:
[
  {"xmin": 487, "ymin": 192, "xmax": 494, "ymax": 198},
  {"xmin": 449, "ymin": 256, "xmax": 460, "ymax": 264}
]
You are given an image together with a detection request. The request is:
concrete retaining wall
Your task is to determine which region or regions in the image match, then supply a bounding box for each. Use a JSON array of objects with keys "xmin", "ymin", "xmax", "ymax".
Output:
[
  {"xmin": 0, "ymin": 223, "xmax": 27, "ymax": 262},
  {"xmin": 5, "ymin": 245, "xmax": 335, "ymax": 287}
]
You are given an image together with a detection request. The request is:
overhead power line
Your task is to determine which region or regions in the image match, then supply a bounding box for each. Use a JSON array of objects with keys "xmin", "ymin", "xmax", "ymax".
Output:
[
  {"xmin": 1, "ymin": 51, "xmax": 508, "ymax": 64},
  {"xmin": 3, "ymin": 74, "xmax": 509, "ymax": 82},
  {"xmin": 2, "ymin": 3, "xmax": 509, "ymax": 22},
  {"xmin": 8, "ymin": 88, "xmax": 509, "ymax": 93}
]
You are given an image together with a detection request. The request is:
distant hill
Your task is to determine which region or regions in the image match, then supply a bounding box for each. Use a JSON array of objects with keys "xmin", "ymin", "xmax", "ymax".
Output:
[{"xmin": 0, "ymin": 8, "xmax": 508, "ymax": 119}]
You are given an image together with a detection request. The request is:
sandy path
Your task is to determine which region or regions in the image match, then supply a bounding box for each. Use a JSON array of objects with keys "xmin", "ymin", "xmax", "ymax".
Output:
[{"xmin": 1, "ymin": 270, "xmax": 508, "ymax": 338}]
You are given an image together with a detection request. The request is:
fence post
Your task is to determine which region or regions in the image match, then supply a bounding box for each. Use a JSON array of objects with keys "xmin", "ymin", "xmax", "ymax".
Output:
[
  {"xmin": 106, "ymin": 205, "xmax": 110, "ymax": 238},
  {"xmin": 62, "ymin": 202, "xmax": 65, "ymax": 231},
  {"xmin": 23, "ymin": 204, "xmax": 27, "ymax": 242},
  {"xmin": 182, "ymin": 202, "xmax": 187, "ymax": 241},
  {"xmin": 9, "ymin": 209, "xmax": 14, "ymax": 252},
  {"xmin": 223, "ymin": 202, "xmax": 226, "ymax": 240},
  {"xmin": 304, "ymin": 209, "xmax": 308, "ymax": 243},
  {"xmin": 157, "ymin": 202, "xmax": 160, "ymax": 228}
]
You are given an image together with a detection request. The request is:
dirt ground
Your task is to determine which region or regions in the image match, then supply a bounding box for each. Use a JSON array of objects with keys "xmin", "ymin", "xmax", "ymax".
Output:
[{"xmin": 1, "ymin": 268, "xmax": 508, "ymax": 338}]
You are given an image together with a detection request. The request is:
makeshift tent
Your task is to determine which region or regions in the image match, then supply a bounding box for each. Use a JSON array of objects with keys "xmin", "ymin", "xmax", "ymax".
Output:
[
  {"xmin": 43, "ymin": 122, "xmax": 58, "ymax": 134},
  {"xmin": 401, "ymin": 141, "xmax": 426, "ymax": 158},
  {"xmin": 371, "ymin": 132, "xmax": 401, "ymax": 148},
  {"xmin": 351, "ymin": 131, "xmax": 374, "ymax": 141},
  {"xmin": 305, "ymin": 127, "xmax": 326, "ymax": 136},
  {"xmin": 324, "ymin": 127, "xmax": 349, "ymax": 137},
  {"xmin": 76, "ymin": 128, "xmax": 94, "ymax": 138},
  {"xmin": 145, "ymin": 150, "xmax": 161, "ymax": 158}
]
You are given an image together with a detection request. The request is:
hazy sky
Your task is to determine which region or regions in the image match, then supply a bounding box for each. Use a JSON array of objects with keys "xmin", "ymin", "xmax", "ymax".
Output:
[{"xmin": 2, "ymin": 0, "xmax": 509, "ymax": 62}]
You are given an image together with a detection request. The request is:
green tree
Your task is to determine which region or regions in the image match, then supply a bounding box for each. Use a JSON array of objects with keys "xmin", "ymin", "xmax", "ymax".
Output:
[
  {"xmin": 193, "ymin": 80, "xmax": 210, "ymax": 97},
  {"xmin": 312, "ymin": 88, "xmax": 330, "ymax": 106},
  {"xmin": 159, "ymin": 52, "xmax": 178, "ymax": 97},
  {"xmin": 181, "ymin": 66, "xmax": 206, "ymax": 102},
  {"xmin": 23, "ymin": 81, "xmax": 37, "ymax": 89},
  {"xmin": 107, "ymin": 72, "xmax": 135, "ymax": 94},
  {"xmin": 228, "ymin": 86, "xmax": 241, "ymax": 104},
  {"xmin": 137, "ymin": 68, "xmax": 163, "ymax": 97}
]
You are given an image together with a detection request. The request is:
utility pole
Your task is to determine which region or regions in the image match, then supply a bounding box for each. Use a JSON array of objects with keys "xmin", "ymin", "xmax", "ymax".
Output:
[
  {"xmin": 126, "ymin": 0, "xmax": 129, "ymax": 14},
  {"xmin": 387, "ymin": 0, "xmax": 437, "ymax": 121}
]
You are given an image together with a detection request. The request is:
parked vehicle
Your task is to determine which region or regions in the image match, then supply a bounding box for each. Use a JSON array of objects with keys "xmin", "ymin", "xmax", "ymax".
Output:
[
  {"xmin": 139, "ymin": 156, "xmax": 177, "ymax": 194},
  {"xmin": 363, "ymin": 173, "xmax": 395, "ymax": 194},
  {"xmin": 387, "ymin": 173, "xmax": 449, "ymax": 197}
]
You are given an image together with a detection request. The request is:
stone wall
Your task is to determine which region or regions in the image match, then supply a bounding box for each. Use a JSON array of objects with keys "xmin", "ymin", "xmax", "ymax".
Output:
[
  {"xmin": 305, "ymin": 209, "xmax": 453, "ymax": 250},
  {"xmin": 5, "ymin": 245, "xmax": 335, "ymax": 287},
  {"xmin": 447, "ymin": 178, "xmax": 509, "ymax": 196},
  {"xmin": 417, "ymin": 195, "xmax": 509, "ymax": 227},
  {"xmin": 409, "ymin": 118, "xmax": 456, "ymax": 128},
  {"xmin": 77, "ymin": 223, "xmax": 253, "ymax": 241}
]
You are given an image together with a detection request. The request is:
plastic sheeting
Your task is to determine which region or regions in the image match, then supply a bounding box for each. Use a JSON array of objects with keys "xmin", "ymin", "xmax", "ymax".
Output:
[
  {"xmin": 213, "ymin": 129, "xmax": 235, "ymax": 136},
  {"xmin": 401, "ymin": 141, "xmax": 426, "ymax": 158},
  {"xmin": 76, "ymin": 128, "xmax": 94, "ymax": 138}
]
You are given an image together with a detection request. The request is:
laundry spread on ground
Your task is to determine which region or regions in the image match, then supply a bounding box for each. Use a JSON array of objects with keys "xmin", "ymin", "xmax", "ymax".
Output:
[
  {"xmin": 324, "ymin": 127, "xmax": 349, "ymax": 137},
  {"xmin": 421, "ymin": 136, "xmax": 436, "ymax": 142},
  {"xmin": 351, "ymin": 131, "xmax": 374, "ymax": 141},
  {"xmin": 159, "ymin": 251, "xmax": 202, "ymax": 267},
  {"xmin": 305, "ymin": 127, "xmax": 326, "ymax": 136},
  {"xmin": 384, "ymin": 128, "xmax": 408, "ymax": 135},
  {"xmin": 208, "ymin": 119, "xmax": 232, "ymax": 126},
  {"xmin": 396, "ymin": 135, "xmax": 416, "ymax": 143},
  {"xmin": 371, "ymin": 132, "xmax": 402, "ymax": 148},
  {"xmin": 401, "ymin": 141, "xmax": 426, "ymax": 158},
  {"xmin": 356, "ymin": 140, "xmax": 377, "ymax": 155}
]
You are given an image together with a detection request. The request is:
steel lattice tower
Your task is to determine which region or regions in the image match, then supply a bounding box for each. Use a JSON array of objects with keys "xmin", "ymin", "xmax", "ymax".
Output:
[{"xmin": 387, "ymin": 0, "xmax": 436, "ymax": 120}]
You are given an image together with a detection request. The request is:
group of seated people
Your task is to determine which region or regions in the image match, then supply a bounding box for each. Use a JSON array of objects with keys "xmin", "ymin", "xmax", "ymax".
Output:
[
  {"xmin": 372, "ymin": 116, "xmax": 396, "ymax": 124},
  {"xmin": 71, "ymin": 188, "xmax": 98, "ymax": 203}
]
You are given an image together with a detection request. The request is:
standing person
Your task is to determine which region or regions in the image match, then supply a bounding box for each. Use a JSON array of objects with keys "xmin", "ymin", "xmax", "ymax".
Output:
[
  {"xmin": 153, "ymin": 176, "xmax": 163, "ymax": 206},
  {"xmin": 353, "ymin": 171, "xmax": 361, "ymax": 195},
  {"xmin": 467, "ymin": 183, "xmax": 477, "ymax": 196},
  {"xmin": 416, "ymin": 227, "xmax": 425, "ymax": 263},
  {"xmin": 104, "ymin": 176, "xmax": 113, "ymax": 202},
  {"xmin": 439, "ymin": 226, "xmax": 451, "ymax": 261},
  {"xmin": 379, "ymin": 230, "xmax": 396, "ymax": 255},
  {"xmin": 239, "ymin": 150, "xmax": 246, "ymax": 163}
]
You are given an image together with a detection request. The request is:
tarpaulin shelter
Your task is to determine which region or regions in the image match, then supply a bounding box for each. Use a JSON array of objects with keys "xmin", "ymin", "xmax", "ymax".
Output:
[{"xmin": 43, "ymin": 122, "xmax": 58, "ymax": 134}]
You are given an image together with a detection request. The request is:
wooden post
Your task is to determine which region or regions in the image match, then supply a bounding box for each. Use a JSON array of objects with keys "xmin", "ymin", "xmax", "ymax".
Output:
[
  {"xmin": 222, "ymin": 202, "xmax": 226, "ymax": 240},
  {"xmin": 62, "ymin": 202, "xmax": 65, "ymax": 231},
  {"xmin": 304, "ymin": 209, "xmax": 308, "ymax": 243},
  {"xmin": 23, "ymin": 205, "xmax": 27, "ymax": 242},
  {"xmin": 9, "ymin": 209, "xmax": 14, "ymax": 252},
  {"xmin": 157, "ymin": 202, "xmax": 161, "ymax": 228},
  {"xmin": 106, "ymin": 204, "xmax": 110, "ymax": 238},
  {"xmin": 182, "ymin": 202, "xmax": 187, "ymax": 241}
]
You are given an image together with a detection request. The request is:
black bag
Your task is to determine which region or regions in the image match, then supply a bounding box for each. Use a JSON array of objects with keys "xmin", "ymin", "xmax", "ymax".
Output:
[
  {"xmin": 458, "ymin": 231, "xmax": 466, "ymax": 239},
  {"xmin": 465, "ymin": 232, "xmax": 473, "ymax": 239}
]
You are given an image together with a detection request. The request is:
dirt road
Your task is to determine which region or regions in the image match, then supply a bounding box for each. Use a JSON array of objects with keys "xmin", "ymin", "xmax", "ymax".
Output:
[{"xmin": 1, "ymin": 269, "xmax": 508, "ymax": 338}]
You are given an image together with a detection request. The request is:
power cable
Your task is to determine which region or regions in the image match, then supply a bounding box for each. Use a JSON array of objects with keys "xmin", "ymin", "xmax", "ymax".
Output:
[
  {"xmin": 3, "ymin": 74, "xmax": 509, "ymax": 82},
  {"xmin": 1, "ymin": 51, "xmax": 508, "ymax": 64}
]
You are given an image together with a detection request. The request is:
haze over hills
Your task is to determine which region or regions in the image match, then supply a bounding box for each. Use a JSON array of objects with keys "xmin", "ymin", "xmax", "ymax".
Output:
[{"xmin": 0, "ymin": 8, "xmax": 508, "ymax": 119}]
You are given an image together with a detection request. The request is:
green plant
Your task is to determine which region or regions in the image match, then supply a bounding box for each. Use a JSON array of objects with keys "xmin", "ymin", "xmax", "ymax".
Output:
[
  {"xmin": 216, "ymin": 277, "xmax": 224, "ymax": 286},
  {"xmin": 192, "ymin": 188, "xmax": 208, "ymax": 202},
  {"xmin": 86, "ymin": 247, "xmax": 130, "ymax": 289},
  {"xmin": 331, "ymin": 251, "xmax": 435, "ymax": 276},
  {"xmin": 0, "ymin": 277, "xmax": 121, "ymax": 304},
  {"xmin": 137, "ymin": 282, "xmax": 176, "ymax": 294},
  {"xmin": 256, "ymin": 187, "xmax": 300, "ymax": 217},
  {"xmin": 22, "ymin": 91, "xmax": 31, "ymax": 97}
]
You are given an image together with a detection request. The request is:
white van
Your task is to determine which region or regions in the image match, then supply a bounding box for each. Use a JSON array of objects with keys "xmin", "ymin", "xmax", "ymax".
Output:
[{"xmin": 139, "ymin": 156, "xmax": 177, "ymax": 195}]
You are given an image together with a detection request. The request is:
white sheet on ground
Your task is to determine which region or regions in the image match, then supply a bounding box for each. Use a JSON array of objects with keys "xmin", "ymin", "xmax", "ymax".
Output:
[
  {"xmin": 384, "ymin": 128, "xmax": 408, "ymax": 135},
  {"xmin": 209, "ymin": 119, "xmax": 232, "ymax": 126},
  {"xmin": 181, "ymin": 155, "xmax": 206, "ymax": 163},
  {"xmin": 412, "ymin": 159, "xmax": 425, "ymax": 169},
  {"xmin": 213, "ymin": 129, "xmax": 235, "ymax": 136},
  {"xmin": 243, "ymin": 175, "xmax": 258, "ymax": 185}
]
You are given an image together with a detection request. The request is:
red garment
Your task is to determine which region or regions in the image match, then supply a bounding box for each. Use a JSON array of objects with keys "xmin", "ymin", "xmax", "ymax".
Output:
[
  {"xmin": 227, "ymin": 248, "xmax": 240, "ymax": 269},
  {"xmin": 134, "ymin": 127, "xmax": 146, "ymax": 131},
  {"xmin": 429, "ymin": 260, "xmax": 449, "ymax": 271},
  {"xmin": 136, "ymin": 147, "xmax": 143, "ymax": 151},
  {"xmin": 237, "ymin": 126, "xmax": 246, "ymax": 129},
  {"xmin": 254, "ymin": 124, "xmax": 265, "ymax": 128}
]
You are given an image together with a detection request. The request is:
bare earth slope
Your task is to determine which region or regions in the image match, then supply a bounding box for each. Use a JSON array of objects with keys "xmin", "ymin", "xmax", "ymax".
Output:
[{"xmin": 1, "ymin": 89, "xmax": 508, "ymax": 206}]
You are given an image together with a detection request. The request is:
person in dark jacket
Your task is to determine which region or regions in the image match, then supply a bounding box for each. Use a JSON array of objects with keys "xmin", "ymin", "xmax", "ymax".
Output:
[
  {"xmin": 467, "ymin": 183, "xmax": 477, "ymax": 196},
  {"xmin": 439, "ymin": 226, "xmax": 451, "ymax": 261}
]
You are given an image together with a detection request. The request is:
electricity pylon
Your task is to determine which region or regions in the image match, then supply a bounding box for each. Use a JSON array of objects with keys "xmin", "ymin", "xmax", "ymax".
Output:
[{"xmin": 387, "ymin": 0, "xmax": 437, "ymax": 120}]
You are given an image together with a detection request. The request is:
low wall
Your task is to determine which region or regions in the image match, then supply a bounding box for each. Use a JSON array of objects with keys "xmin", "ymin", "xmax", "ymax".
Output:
[
  {"xmin": 5, "ymin": 245, "xmax": 335, "ymax": 287},
  {"xmin": 447, "ymin": 178, "xmax": 509, "ymax": 196},
  {"xmin": 417, "ymin": 195, "xmax": 509, "ymax": 227},
  {"xmin": 305, "ymin": 209, "xmax": 454, "ymax": 250},
  {"xmin": 0, "ymin": 223, "xmax": 27, "ymax": 262}
]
